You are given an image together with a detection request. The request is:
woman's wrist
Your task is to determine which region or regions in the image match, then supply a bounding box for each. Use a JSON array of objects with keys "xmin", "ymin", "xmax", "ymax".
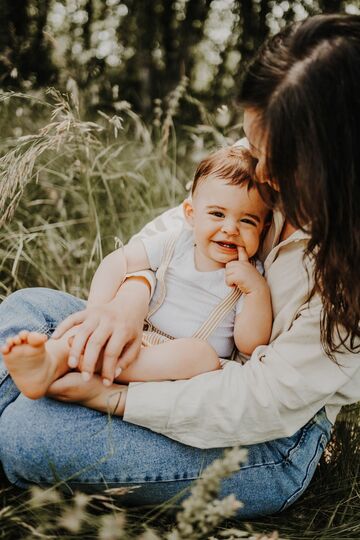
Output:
[{"xmin": 84, "ymin": 384, "xmax": 128, "ymax": 416}]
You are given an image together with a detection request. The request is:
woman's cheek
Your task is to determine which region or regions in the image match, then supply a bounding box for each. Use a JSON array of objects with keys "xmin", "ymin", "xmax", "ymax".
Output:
[
  {"xmin": 256, "ymin": 159, "xmax": 280, "ymax": 191},
  {"xmin": 255, "ymin": 159, "xmax": 268, "ymax": 184}
]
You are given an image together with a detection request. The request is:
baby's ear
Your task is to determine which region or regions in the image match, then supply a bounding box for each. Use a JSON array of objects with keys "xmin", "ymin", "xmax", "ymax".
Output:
[{"xmin": 183, "ymin": 198, "xmax": 194, "ymax": 227}]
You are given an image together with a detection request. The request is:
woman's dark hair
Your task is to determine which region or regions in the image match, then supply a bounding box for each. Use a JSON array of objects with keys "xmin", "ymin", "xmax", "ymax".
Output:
[{"xmin": 240, "ymin": 14, "xmax": 360, "ymax": 358}]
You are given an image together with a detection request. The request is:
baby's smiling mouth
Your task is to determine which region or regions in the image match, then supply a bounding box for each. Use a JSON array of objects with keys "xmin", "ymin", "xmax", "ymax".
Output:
[{"xmin": 214, "ymin": 241, "xmax": 238, "ymax": 250}]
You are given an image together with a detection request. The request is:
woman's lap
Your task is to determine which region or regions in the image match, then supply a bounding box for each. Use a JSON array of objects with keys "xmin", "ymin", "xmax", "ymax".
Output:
[
  {"xmin": 0, "ymin": 394, "xmax": 331, "ymax": 517},
  {"xmin": 0, "ymin": 288, "xmax": 332, "ymax": 518}
]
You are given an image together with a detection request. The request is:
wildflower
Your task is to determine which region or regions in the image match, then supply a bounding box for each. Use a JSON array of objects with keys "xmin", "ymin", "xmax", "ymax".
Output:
[
  {"xmin": 98, "ymin": 512, "xmax": 126, "ymax": 540},
  {"xmin": 29, "ymin": 486, "xmax": 61, "ymax": 508},
  {"xmin": 167, "ymin": 447, "xmax": 247, "ymax": 540}
]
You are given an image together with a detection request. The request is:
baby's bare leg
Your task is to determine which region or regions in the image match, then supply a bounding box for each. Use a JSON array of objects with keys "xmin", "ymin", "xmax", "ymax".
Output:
[
  {"xmin": 2, "ymin": 330, "xmax": 74, "ymax": 400},
  {"xmin": 116, "ymin": 338, "xmax": 221, "ymax": 383}
]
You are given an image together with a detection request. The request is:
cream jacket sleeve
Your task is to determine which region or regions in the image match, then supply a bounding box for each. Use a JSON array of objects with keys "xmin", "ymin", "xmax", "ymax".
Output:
[
  {"xmin": 123, "ymin": 211, "xmax": 360, "ymax": 448},
  {"xmin": 124, "ymin": 299, "xmax": 359, "ymax": 448}
]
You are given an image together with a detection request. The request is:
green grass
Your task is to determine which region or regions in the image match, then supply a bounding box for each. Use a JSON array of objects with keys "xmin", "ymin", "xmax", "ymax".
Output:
[{"xmin": 0, "ymin": 89, "xmax": 359, "ymax": 539}]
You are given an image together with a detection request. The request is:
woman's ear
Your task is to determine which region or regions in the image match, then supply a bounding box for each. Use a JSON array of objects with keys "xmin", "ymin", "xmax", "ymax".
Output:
[{"xmin": 183, "ymin": 198, "xmax": 194, "ymax": 227}]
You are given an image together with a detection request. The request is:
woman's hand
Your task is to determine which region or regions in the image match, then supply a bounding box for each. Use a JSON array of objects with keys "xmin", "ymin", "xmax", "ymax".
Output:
[
  {"xmin": 47, "ymin": 372, "xmax": 128, "ymax": 416},
  {"xmin": 52, "ymin": 277, "xmax": 150, "ymax": 384}
]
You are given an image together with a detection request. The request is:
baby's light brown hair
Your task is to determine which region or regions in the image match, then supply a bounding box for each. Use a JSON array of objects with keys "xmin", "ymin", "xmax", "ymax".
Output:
[{"xmin": 191, "ymin": 146, "xmax": 257, "ymax": 195}]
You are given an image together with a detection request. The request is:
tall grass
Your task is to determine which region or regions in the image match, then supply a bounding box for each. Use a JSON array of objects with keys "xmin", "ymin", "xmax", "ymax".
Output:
[
  {"xmin": 0, "ymin": 89, "xmax": 359, "ymax": 539},
  {"xmin": 0, "ymin": 87, "xmax": 190, "ymax": 299}
]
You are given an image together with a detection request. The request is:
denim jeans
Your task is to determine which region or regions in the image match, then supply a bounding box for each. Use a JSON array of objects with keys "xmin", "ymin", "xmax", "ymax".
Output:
[{"xmin": 0, "ymin": 288, "xmax": 332, "ymax": 518}]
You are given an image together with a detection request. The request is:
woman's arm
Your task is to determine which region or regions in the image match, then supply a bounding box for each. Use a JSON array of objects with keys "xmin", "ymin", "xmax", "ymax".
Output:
[{"xmin": 122, "ymin": 294, "xmax": 359, "ymax": 448}]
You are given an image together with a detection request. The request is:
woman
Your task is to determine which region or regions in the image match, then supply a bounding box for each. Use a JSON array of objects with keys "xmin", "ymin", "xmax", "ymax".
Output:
[{"xmin": 0, "ymin": 14, "xmax": 359, "ymax": 518}]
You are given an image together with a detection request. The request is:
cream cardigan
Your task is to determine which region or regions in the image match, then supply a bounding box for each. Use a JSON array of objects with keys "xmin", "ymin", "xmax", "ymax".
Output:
[{"xmin": 124, "ymin": 206, "xmax": 360, "ymax": 448}]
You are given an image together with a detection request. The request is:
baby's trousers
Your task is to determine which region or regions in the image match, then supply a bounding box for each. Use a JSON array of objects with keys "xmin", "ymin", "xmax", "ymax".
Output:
[{"xmin": 0, "ymin": 288, "xmax": 332, "ymax": 518}]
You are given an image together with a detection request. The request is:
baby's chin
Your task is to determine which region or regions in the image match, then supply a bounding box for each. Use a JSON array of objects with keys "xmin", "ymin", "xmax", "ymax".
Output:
[{"xmin": 214, "ymin": 253, "xmax": 238, "ymax": 265}]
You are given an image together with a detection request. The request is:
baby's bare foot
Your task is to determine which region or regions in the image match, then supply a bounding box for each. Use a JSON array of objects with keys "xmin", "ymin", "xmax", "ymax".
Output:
[{"xmin": 2, "ymin": 331, "xmax": 54, "ymax": 399}]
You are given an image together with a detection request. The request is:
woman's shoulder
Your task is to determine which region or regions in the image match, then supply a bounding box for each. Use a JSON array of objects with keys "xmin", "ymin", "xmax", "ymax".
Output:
[{"xmin": 134, "ymin": 205, "xmax": 184, "ymax": 240}]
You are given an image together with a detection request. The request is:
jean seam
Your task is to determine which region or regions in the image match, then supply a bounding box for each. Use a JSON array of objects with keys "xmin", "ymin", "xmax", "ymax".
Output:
[
  {"xmin": 240, "ymin": 422, "xmax": 312, "ymax": 470},
  {"xmin": 33, "ymin": 429, "xmax": 323, "ymax": 483},
  {"xmin": 0, "ymin": 368, "xmax": 9, "ymax": 385},
  {"xmin": 47, "ymin": 419, "xmax": 331, "ymax": 484},
  {"xmin": 6, "ymin": 427, "xmax": 329, "ymax": 490},
  {"xmin": 36, "ymin": 427, "xmax": 318, "ymax": 484},
  {"xmin": 278, "ymin": 432, "xmax": 328, "ymax": 512},
  {"xmin": 54, "ymin": 477, "xmax": 198, "ymax": 485}
]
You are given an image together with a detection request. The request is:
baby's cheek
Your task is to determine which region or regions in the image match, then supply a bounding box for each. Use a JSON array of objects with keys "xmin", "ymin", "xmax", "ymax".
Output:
[{"xmin": 247, "ymin": 233, "xmax": 261, "ymax": 257}]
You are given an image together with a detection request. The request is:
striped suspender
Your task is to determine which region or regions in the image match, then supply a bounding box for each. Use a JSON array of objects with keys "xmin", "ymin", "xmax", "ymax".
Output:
[
  {"xmin": 192, "ymin": 286, "xmax": 242, "ymax": 340},
  {"xmin": 146, "ymin": 231, "xmax": 179, "ymax": 320}
]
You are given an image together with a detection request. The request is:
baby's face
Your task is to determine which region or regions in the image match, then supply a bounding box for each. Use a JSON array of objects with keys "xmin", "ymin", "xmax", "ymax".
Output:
[{"xmin": 184, "ymin": 174, "xmax": 269, "ymax": 271}]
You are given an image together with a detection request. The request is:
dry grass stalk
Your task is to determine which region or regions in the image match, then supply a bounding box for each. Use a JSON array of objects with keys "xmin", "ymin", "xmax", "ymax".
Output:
[{"xmin": 167, "ymin": 447, "xmax": 247, "ymax": 540}]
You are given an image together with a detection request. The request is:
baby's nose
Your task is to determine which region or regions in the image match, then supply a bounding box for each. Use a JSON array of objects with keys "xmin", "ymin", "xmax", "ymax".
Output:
[{"xmin": 221, "ymin": 220, "xmax": 239, "ymax": 235}]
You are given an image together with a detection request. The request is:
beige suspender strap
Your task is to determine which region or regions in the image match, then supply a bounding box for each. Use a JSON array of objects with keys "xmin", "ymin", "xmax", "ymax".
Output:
[
  {"xmin": 143, "ymin": 285, "xmax": 241, "ymax": 346},
  {"xmin": 146, "ymin": 230, "xmax": 180, "ymax": 320},
  {"xmin": 192, "ymin": 260, "xmax": 261, "ymax": 341},
  {"xmin": 192, "ymin": 286, "xmax": 242, "ymax": 341}
]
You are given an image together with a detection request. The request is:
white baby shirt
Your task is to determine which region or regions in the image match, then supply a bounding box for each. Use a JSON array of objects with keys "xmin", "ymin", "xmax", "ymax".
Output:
[{"xmin": 141, "ymin": 228, "xmax": 247, "ymax": 358}]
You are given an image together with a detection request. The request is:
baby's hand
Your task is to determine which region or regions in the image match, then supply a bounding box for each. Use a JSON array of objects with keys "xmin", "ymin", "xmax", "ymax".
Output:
[{"xmin": 225, "ymin": 247, "xmax": 267, "ymax": 294}]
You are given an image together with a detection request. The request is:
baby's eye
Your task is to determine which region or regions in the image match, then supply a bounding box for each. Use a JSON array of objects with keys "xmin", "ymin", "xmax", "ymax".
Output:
[
  {"xmin": 240, "ymin": 218, "xmax": 257, "ymax": 226},
  {"xmin": 210, "ymin": 211, "xmax": 225, "ymax": 218}
]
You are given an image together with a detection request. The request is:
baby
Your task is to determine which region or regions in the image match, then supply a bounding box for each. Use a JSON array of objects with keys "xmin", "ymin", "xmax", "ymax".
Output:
[{"xmin": 2, "ymin": 147, "xmax": 272, "ymax": 400}]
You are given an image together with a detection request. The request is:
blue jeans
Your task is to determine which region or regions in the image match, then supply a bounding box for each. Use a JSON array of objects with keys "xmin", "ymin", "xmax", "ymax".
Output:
[{"xmin": 0, "ymin": 288, "xmax": 332, "ymax": 518}]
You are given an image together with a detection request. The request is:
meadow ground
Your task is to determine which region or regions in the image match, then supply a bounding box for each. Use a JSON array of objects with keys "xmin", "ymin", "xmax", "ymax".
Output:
[{"xmin": 0, "ymin": 89, "xmax": 359, "ymax": 539}]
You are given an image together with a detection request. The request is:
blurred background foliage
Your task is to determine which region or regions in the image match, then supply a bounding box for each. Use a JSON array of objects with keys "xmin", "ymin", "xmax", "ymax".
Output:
[
  {"xmin": 0, "ymin": 0, "xmax": 360, "ymax": 298},
  {"xmin": 1, "ymin": 0, "xmax": 359, "ymax": 120}
]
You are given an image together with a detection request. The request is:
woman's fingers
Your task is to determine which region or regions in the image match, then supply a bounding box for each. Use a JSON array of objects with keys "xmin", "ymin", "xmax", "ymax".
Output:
[
  {"xmin": 116, "ymin": 338, "xmax": 141, "ymax": 372},
  {"xmin": 78, "ymin": 323, "xmax": 113, "ymax": 380},
  {"xmin": 47, "ymin": 372, "xmax": 103, "ymax": 402},
  {"xmin": 67, "ymin": 320, "xmax": 99, "ymax": 368},
  {"xmin": 100, "ymin": 329, "xmax": 141, "ymax": 384},
  {"xmin": 47, "ymin": 372, "xmax": 85, "ymax": 401},
  {"xmin": 52, "ymin": 311, "xmax": 87, "ymax": 339},
  {"xmin": 100, "ymin": 332, "xmax": 130, "ymax": 384}
]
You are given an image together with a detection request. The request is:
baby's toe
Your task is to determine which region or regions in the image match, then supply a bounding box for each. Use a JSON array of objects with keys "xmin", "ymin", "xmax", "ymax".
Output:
[
  {"xmin": 27, "ymin": 332, "xmax": 48, "ymax": 346},
  {"xmin": 12, "ymin": 335, "xmax": 22, "ymax": 346},
  {"xmin": 3, "ymin": 335, "xmax": 20, "ymax": 353},
  {"xmin": 1, "ymin": 343, "xmax": 10, "ymax": 354},
  {"xmin": 19, "ymin": 330, "xmax": 30, "ymax": 342}
]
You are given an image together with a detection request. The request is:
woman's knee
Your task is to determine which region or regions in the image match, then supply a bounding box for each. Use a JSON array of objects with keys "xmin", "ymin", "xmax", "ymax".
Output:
[
  {"xmin": 0, "ymin": 288, "xmax": 85, "ymax": 332},
  {"xmin": 1, "ymin": 287, "xmax": 60, "ymax": 313},
  {"xmin": 2, "ymin": 287, "xmax": 40, "ymax": 307}
]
